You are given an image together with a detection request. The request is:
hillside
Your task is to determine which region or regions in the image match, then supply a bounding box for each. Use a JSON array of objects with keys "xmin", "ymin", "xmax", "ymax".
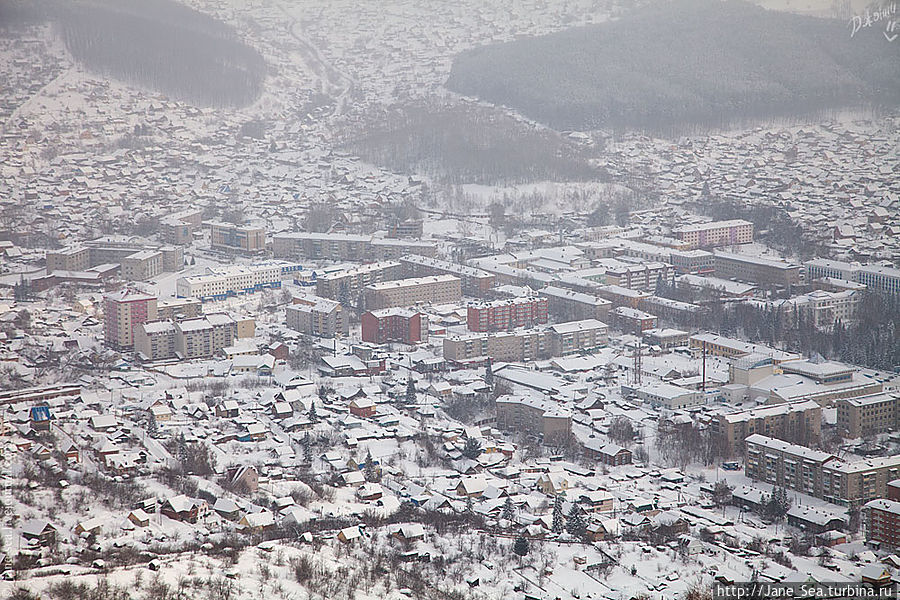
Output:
[{"xmin": 446, "ymin": 0, "xmax": 900, "ymax": 133}]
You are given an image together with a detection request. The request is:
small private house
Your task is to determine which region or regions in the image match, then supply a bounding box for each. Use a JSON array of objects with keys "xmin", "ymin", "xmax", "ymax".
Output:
[
  {"xmin": 456, "ymin": 476, "xmax": 488, "ymax": 498},
  {"xmin": 349, "ymin": 398, "xmax": 376, "ymax": 418},
  {"xmin": 128, "ymin": 509, "xmax": 151, "ymax": 528},
  {"xmin": 74, "ymin": 517, "xmax": 105, "ymax": 536},
  {"xmin": 29, "ymin": 405, "xmax": 52, "ymax": 432},
  {"xmin": 537, "ymin": 472, "xmax": 569, "ymax": 496},
  {"xmin": 357, "ymin": 482, "xmax": 383, "ymax": 501},
  {"xmin": 161, "ymin": 495, "xmax": 208, "ymax": 523},
  {"xmin": 213, "ymin": 498, "xmax": 242, "ymax": 521},
  {"xmin": 579, "ymin": 490, "xmax": 615, "ymax": 513},
  {"xmin": 21, "ymin": 520, "xmax": 57, "ymax": 545},
  {"xmin": 227, "ymin": 465, "xmax": 259, "ymax": 494},
  {"xmin": 63, "ymin": 443, "xmax": 80, "ymax": 463},
  {"xmin": 338, "ymin": 525, "xmax": 363, "ymax": 543},
  {"xmin": 216, "ymin": 400, "xmax": 240, "ymax": 418},
  {"xmin": 239, "ymin": 510, "xmax": 275, "ymax": 532},
  {"xmin": 393, "ymin": 523, "xmax": 426, "ymax": 542},
  {"xmin": 89, "ymin": 414, "xmax": 118, "ymax": 432}
]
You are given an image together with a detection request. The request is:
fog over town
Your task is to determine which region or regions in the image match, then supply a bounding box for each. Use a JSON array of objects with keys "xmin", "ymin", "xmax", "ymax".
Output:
[{"xmin": 0, "ymin": 1, "xmax": 898, "ymax": 599}]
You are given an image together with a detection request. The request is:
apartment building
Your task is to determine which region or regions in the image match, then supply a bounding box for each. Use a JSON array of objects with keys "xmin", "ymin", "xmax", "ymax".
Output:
[
  {"xmin": 770, "ymin": 290, "xmax": 859, "ymax": 329},
  {"xmin": 548, "ymin": 319, "xmax": 608, "ymax": 356},
  {"xmin": 713, "ymin": 252, "xmax": 804, "ymax": 287},
  {"xmin": 286, "ymin": 297, "xmax": 348, "ymax": 338},
  {"xmin": 494, "ymin": 396, "xmax": 572, "ymax": 446},
  {"xmin": 46, "ymin": 246, "xmax": 91, "ymax": 272},
  {"xmin": 399, "ymin": 254, "xmax": 495, "ymax": 296},
  {"xmin": 673, "ymin": 219, "xmax": 753, "ymax": 249},
  {"xmin": 172, "ymin": 314, "xmax": 237, "ymax": 360},
  {"xmin": 273, "ymin": 232, "xmax": 436, "ymax": 261},
  {"xmin": 806, "ymin": 259, "xmax": 900, "ymax": 298},
  {"xmin": 315, "ymin": 262, "xmax": 402, "ymax": 301},
  {"xmin": 443, "ymin": 329, "xmax": 549, "ymax": 364},
  {"xmin": 745, "ymin": 434, "xmax": 900, "ymax": 509},
  {"xmin": 712, "ymin": 399, "xmax": 822, "ymax": 456},
  {"xmin": 539, "ymin": 286, "xmax": 612, "ymax": 323},
  {"xmin": 176, "ymin": 264, "xmax": 282, "ymax": 301},
  {"xmin": 134, "ymin": 321, "xmax": 177, "ymax": 361},
  {"xmin": 864, "ymin": 499, "xmax": 900, "ymax": 548},
  {"xmin": 120, "ymin": 250, "xmax": 163, "ymax": 282},
  {"xmin": 613, "ymin": 307, "xmax": 659, "ymax": 334},
  {"xmin": 103, "ymin": 290, "xmax": 158, "ymax": 350},
  {"xmin": 159, "ymin": 209, "xmax": 203, "ymax": 246},
  {"xmin": 689, "ymin": 333, "xmax": 801, "ymax": 363},
  {"xmin": 365, "ymin": 275, "xmax": 461, "ymax": 310},
  {"xmin": 156, "ymin": 298, "xmax": 202, "ymax": 321},
  {"xmin": 207, "ymin": 222, "xmax": 266, "ymax": 253},
  {"xmin": 837, "ymin": 393, "xmax": 900, "ymax": 438},
  {"xmin": 573, "ymin": 259, "xmax": 674, "ymax": 292},
  {"xmin": 467, "ymin": 296, "xmax": 548, "ymax": 332},
  {"xmin": 361, "ymin": 308, "xmax": 428, "ymax": 344}
]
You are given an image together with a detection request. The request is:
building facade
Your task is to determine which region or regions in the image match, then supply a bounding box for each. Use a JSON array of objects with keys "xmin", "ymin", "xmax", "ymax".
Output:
[
  {"xmin": 273, "ymin": 233, "xmax": 436, "ymax": 262},
  {"xmin": 286, "ymin": 297, "xmax": 348, "ymax": 338},
  {"xmin": 315, "ymin": 262, "xmax": 402, "ymax": 302},
  {"xmin": 207, "ymin": 222, "xmax": 266, "ymax": 253},
  {"xmin": 365, "ymin": 275, "xmax": 461, "ymax": 310},
  {"xmin": 539, "ymin": 286, "xmax": 612, "ymax": 323},
  {"xmin": 673, "ymin": 219, "xmax": 753, "ymax": 249},
  {"xmin": 399, "ymin": 255, "xmax": 495, "ymax": 296},
  {"xmin": 103, "ymin": 290, "xmax": 158, "ymax": 349},
  {"xmin": 712, "ymin": 400, "xmax": 822, "ymax": 456},
  {"xmin": 467, "ymin": 297, "xmax": 549, "ymax": 332},
  {"xmin": 361, "ymin": 308, "xmax": 428, "ymax": 344},
  {"xmin": 495, "ymin": 396, "xmax": 572, "ymax": 446}
]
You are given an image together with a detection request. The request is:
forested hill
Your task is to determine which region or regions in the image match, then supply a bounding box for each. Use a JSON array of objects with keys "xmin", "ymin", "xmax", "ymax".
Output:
[
  {"xmin": 0, "ymin": 0, "xmax": 265, "ymax": 108},
  {"xmin": 446, "ymin": 0, "xmax": 900, "ymax": 134}
]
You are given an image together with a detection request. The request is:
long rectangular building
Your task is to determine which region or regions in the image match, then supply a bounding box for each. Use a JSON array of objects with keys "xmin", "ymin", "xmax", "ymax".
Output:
[
  {"xmin": 365, "ymin": 275, "xmax": 461, "ymax": 310},
  {"xmin": 315, "ymin": 261, "xmax": 402, "ymax": 302},
  {"xmin": 539, "ymin": 286, "xmax": 612, "ymax": 323},
  {"xmin": 176, "ymin": 264, "xmax": 282, "ymax": 301},
  {"xmin": 714, "ymin": 252, "xmax": 803, "ymax": 287},
  {"xmin": 837, "ymin": 393, "xmax": 900, "ymax": 439},
  {"xmin": 467, "ymin": 296, "xmax": 548, "ymax": 332},
  {"xmin": 399, "ymin": 254, "xmax": 495, "ymax": 296},
  {"xmin": 712, "ymin": 399, "xmax": 822, "ymax": 456},
  {"xmin": 673, "ymin": 219, "xmax": 753, "ymax": 249},
  {"xmin": 207, "ymin": 222, "xmax": 266, "ymax": 253},
  {"xmin": 806, "ymin": 259, "xmax": 900, "ymax": 297},
  {"xmin": 273, "ymin": 233, "xmax": 436, "ymax": 262}
]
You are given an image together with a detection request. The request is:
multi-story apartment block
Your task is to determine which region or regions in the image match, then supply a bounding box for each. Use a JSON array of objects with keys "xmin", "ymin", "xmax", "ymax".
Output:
[
  {"xmin": 159, "ymin": 209, "xmax": 202, "ymax": 246},
  {"xmin": 286, "ymin": 297, "xmax": 348, "ymax": 338},
  {"xmin": 273, "ymin": 233, "xmax": 436, "ymax": 262},
  {"xmin": 613, "ymin": 307, "xmax": 658, "ymax": 334},
  {"xmin": 745, "ymin": 434, "xmax": 900, "ymax": 509},
  {"xmin": 712, "ymin": 399, "xmax": 822, "ymax": 456},
  {"xmin": 495, "ymin": 396, "xmax": 572, "ymax": 446},
  {"xmin": 156, "ymin": 298, "xmax": 202, "ymax": 321},
  {"xmin": 806, "ymin": 259, "xmax": 900, "ymax": 298},
  {"xmin": 134, "ymin": 321, "xmax": 177, "ymax": 361},
  {"xmin": 207, "ymin": 222, "xmax": 266, "ymax": 253},
  {"xmin": 315, "ymin": 262, "xmax": 402, "ymax": 302},
  {"xmin": 548, "ymin": 319, "xmax": 608, "ymax": 356},
  {"xmin": 365, "ymin": 275, "xmax": 461, "ymax": 310},
  {"xmin": 539, "ymin": 286, "xmax": 612, "ymax": 323},
  {"xmin": 120, "ymin": 250, "xmax": 163, "ymax": 282},
  {"xmin": 573, "ymin": 260, "xmax": 674, "ymax": 292},
  {"xmin": 399, "ymin": 255, "xmax": 495, "ymax": 296},
  {"xmin": 361, "ymin": 308, "xmax": 428, "ymax": 344},
  {"xmin": 770, "ymin": 290, "xmax": 859, "ymax": 329},
  {"xmin": 46, "ymin": 246, "xmax": 91, "ymax": 272},
  {"xmin": 673, "ymin": 219, "xmax": 753, "ymax": 249},
  {"xmin": 689, "ymin": 333, "xmax": 801, "ymax": 363},
  {"xmin": 172, "ymin": 314, "xmax": 237, "ymax": 360},
  {"xmin": 837, "ymin": 393, "xmax": 900, "ymax": 438},
  {"xmin": 443, "ymin": 329, "xmax": 550, "ymax": 364},
  {"xmin": 864, "ymin": 499, "xmax": 900, "ymax": 548},
  {"xmin": 467, "ymin": 297, "xmax": 548, "ymax": 332},
  {"xmin": 103, "ymin": 290, "xmax": 158, "ymax": 350},
  {"xmin": 713, "ymin": 252, "xmax": 804, "ymax": 287},
  {"xmin": 176, "ymin": 265, "xmax": 282, "ymax": 301}
]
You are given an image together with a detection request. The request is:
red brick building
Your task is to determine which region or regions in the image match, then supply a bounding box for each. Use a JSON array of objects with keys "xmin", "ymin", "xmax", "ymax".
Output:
[
  {"xmin": 361, "ymin": 308, "xmax": 428, "ymax": 344},
  {"xmin": 864, "ymin": 498, "xmax": 900, "ymax": 548},
  {"xmin": 467, "ymin": 297, "xmax": 549, "ymax": 332}
]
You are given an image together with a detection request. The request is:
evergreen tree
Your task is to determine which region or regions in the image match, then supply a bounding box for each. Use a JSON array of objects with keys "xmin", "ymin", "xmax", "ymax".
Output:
[
  {"xmin": 364, "ymin": 450, "xmax": 378, "ymax": 482},
  {"xmin": 462, "ymin": 436, "xmax": 482, "ymax": 460},
  {"xmin": 308, "ymin": 402, "xmax": 318, "ymax": 424},
  {"xmin": 466, "ymin": 495, "xmax": 474, "ymax": 513},
  {"xmin": 552, "ymin": 495, "xmax": 564, "ymax": 534},
  {"xmin": 147, "ymin": 414, "xmax": 158, "ymax": 437},
  {"xmin": 484, "ymin": 358, "xmax": 494, "ymax": 389},
  {"xmin": 566, "ymin": 504, "xmax": 586, "ymax": 537},
  {"xmin": 513, "ymin": 536, "xmax": 529, "ymax": 557},
  {"xmin": 502, "ymin": 496, "xmax": 515, "ymax": 522},
  {"xmin": 302, "ymin": 432, "xmax": 312, "ymax": 464},
  {"xmin": 406, "ymin": 377, "xmax": 416, "ymax": 404},
  {"xmin": 177, "ymin": 432, "xmax": 188, "ymax": 465}
]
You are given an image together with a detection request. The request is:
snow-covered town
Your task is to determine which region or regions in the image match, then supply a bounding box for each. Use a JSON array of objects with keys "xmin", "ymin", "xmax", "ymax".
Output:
[{"xmin": 0, "ymin": 0, "xmax": 899, "ymax": 599}]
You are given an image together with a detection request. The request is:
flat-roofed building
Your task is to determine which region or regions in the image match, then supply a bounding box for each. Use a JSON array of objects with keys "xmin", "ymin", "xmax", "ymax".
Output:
[
  {"xmin": 642, "ymin": 328, "xmax": 690, "ymax": 350},
  {"xmin": 806, "ymin": 259, "xmax": 900, "ymax": 298},
  {"xmin": 633, "ymin": 382, "xmax": 703, "ymax": 410},
  {"xmin": 121, "ymin": 250, "xmax": 163, "ymax": 282},
  {"xmin": 674, "ymin": 219, "xmax": 753, "ymax": 249},
  {"xmin": 365, "ymin": 275, "xmax": 461, "ymax": 310},
  {"xmin": 712, "ymin": 399, "xmax": 821, "ymax": 456},
  {"xmin": 770, "ymin": 290, "xmax": 859, "ymax": 329},
  {"xmin": 495, "ymin": 395, "xmax": 571, "ymax": 446},
  {"xmin": 548, "ymin": 319, "xmax": 608, "ymax": 356},
  {"xmin": 103, "ymin": 290, "xmax": 158, "ymax": 350},
  {"xmin": 361, "ymin": 308, "xmax": 428, "ymax": 344},
  {"xmin": 864, "ymin": 499, "xmax": 900, "ymax": 548},
  {"xmin": 134, "ymin": 321, "xmax": 177, "ymax": 361},
  {"xmin": 46, "ymin": 246, "xmax": 90, "ymax": 272},
  {"xmin": 467, "ymin": 296, "xmax": 548, "ymax": 332},
  {"xmin": 540, "ymin": 285, "xmax": 612, "ymax": 323},
  {"xmin": 176, "ymin": 264, "xmax": 281, "ymax": 301},
  {"xmin": 689, "ymin": 333, "xmax": 801, "ymax": 363},
  {"xmin": 315, "ymin": 262, "xmax": 402, "ymax": 302},
  {"xmin": 207, "ymin": 222, "xmax": 266, "ymax": 253},
  {"xmin": 156, "ymin": 298, "xmax": 202, "ymax": 321},
  {"xmin": 837, "ymin": 393, "xmax": 900, "ymax": 438},
  {"xmin": 676, "ymin": 274, "xmax": 757, "ymax": 298},
  {"xmin": 714, "ymin": 252, "xmax": 803, "ymax": 287},
  {"xmin": 273, "ymin": 232, "xmax": 436, "ymax": 261},
  {"xmin": 286, "ymin": 297, "xmax": 347, "ymax": 338},
  {"xmin": 399, "ymin": 255, "xmax": 494, "ymax": 296},
  {"xmin": 443, "ymin": 329, "xmax": 549, "ymax": 364},
  {"xmin": 613, "ymin": 306, "xmax": 658, "ymax": 334}
]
